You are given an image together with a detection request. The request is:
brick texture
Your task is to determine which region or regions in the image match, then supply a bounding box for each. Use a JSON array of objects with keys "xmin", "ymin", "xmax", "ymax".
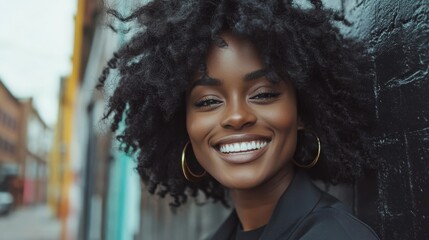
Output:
[{"xmin": 338, "ymin": 0, "xmax": 429, "ymax": 239}]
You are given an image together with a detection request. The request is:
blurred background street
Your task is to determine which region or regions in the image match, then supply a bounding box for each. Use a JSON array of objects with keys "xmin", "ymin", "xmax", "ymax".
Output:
[{"xmin": 0, "ymin": 205, "xmax": 60, "ymax": 240}]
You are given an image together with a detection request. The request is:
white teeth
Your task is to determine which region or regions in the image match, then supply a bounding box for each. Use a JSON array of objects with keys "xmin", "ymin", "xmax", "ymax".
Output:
[
  {"xmin": 219, "ymin": 140, "xmax": 269, "ymax": 153},
  {"xmin": 240, "ymin": 142, "xmax": 246, "ymax": 151},
  {"xmin": 233, "ymin": 143, "xmax": 240, "ymax": 152}
]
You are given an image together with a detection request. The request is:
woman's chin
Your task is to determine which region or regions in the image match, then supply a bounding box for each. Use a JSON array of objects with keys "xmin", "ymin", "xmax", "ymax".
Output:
[{"xmin": 216, "ymin": 173, "xmax": 266, "ymax": 191}]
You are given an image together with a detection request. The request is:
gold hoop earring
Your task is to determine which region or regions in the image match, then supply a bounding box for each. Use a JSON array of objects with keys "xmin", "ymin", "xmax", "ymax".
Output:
[
  {"xmin": 293, "ymin": 130, "xmax": 321, "ymax": 168},
  {"xmin": 181, "ymin": 141, "xmax": 206, "ymax": 182}
]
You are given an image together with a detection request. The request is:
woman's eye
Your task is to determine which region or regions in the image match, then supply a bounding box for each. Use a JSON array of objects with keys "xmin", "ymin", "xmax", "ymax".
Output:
[
  {"xmin": 194, "ymin": 98, "xmax": 222, "ymax": 108},
  {"xmin": 250, "ymin": 92, "xmax": 281, "ymax": 101}
]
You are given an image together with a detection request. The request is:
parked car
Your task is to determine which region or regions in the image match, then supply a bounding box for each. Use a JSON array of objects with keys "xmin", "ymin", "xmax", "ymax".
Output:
[{"xmin": 0, "ymin": 191, "xmax": 13, "ymax": 215}]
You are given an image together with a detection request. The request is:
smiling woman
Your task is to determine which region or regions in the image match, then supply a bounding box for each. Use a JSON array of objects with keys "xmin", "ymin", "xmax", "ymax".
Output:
[
  {"xmin": 98, "ymin": 0, "xmax": 380, "ymax": 239},
  {"xmin": 186, "ymin": 32, "xmax": 299, "ymax": 194}
]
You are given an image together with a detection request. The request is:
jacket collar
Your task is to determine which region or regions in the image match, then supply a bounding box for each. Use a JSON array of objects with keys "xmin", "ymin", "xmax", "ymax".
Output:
[{"xmin": 211, "ymin": 170, "xmax": 323, "ymax": 240}]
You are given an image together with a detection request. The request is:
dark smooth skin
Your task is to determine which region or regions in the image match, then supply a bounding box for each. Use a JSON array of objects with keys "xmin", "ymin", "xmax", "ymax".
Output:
[{"xmin": 186, "ymin": 32, "xmax": 303, "ymax": 231}]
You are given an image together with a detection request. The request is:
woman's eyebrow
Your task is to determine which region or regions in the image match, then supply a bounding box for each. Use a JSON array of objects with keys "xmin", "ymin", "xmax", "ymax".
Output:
[
  {"xmin": 189, "ymin": 75, "xmax": 221, "ymax": 91},
  {"xmin": 244, "ymin": 69, "xmax": 268, "ymax": 81},
  {"xmin": 190, "ymin": 69, "xmax": 268, "ymax": 91}
]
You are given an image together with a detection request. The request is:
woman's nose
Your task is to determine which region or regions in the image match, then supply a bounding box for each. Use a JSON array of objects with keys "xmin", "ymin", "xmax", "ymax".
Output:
[{"xmin": 220, "ymin": 100, "xmax": 257, "ymax": 130}]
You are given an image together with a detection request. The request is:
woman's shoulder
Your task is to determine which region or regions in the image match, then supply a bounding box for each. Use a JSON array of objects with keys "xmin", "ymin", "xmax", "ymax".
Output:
[{"xmin": 289, "ymin": 192, "xmax": 380, "ymax": 240}]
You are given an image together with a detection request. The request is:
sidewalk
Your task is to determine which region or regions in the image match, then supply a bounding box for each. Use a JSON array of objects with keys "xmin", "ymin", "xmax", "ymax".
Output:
[{"xmin": 0, "ymin": 205, "xmax": 60, "ymax": 240}]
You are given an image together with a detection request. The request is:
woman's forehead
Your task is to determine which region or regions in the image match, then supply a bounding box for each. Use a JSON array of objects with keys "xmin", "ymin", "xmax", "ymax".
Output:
[{"xmin": 204, "ymin": 32, "xmax": 264, "ymax": 78}]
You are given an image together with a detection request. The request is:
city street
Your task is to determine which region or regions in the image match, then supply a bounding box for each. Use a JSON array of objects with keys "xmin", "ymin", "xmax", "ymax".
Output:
[{"xmin": 0, "ymin": 205, "xmax": 60, "ymax": 240}]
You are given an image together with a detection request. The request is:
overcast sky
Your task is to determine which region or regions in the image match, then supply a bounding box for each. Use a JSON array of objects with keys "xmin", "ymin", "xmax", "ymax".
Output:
[{"xmin": 0, "ymin": 0, "xmax": 76, "ymax": 126}]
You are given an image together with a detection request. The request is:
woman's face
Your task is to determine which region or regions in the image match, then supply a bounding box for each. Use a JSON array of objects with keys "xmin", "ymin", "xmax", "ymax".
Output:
[{"xmin": 186, "ymin": 32, "xmax": 301, "ymax": 190}]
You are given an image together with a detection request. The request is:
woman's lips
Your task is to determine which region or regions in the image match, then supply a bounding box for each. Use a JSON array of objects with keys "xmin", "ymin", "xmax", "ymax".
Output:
[
  {"xmin": 212, "ymin": 134, "xmax": 271, "ymax": 164},
  {"xmin": 219, "ymin": 140, "xmax": 269, "ymax": 153}
]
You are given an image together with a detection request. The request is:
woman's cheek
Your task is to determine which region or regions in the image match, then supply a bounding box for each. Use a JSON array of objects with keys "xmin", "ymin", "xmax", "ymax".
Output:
[
  {"xmin": 187, "ymin": 111, "xmax": 218, "ymax": 160},
  {"xmin": 187, "ymin": 112, "xmax": 214, "ymax": 139},
  {"xmin": 258, "ymin": 103, "xmax": 297, "ymax": 130}
]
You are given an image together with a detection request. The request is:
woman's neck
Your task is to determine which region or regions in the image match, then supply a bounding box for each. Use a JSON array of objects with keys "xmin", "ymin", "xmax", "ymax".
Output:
[{"xmin": 230, "ymin": 168, "xmax": 295, "ymax": 231}]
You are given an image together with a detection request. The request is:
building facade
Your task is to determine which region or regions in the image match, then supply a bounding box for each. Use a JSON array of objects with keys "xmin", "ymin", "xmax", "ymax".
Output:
[
  {"xmin": 20, "ymin": 98, "xmax": 51, "ymax": 205},
  {"xmin": 0, "ymin": 80, "xmax": 22, "ymax": 205},
  {"xmin": 0, "ymin": 81, "xmax": 51, "ymax": 207}
]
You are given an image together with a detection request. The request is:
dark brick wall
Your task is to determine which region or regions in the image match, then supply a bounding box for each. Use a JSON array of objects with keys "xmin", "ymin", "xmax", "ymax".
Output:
[{"xmin": 337, "ymin": 0, "xmax": 429, "ymax": 239}]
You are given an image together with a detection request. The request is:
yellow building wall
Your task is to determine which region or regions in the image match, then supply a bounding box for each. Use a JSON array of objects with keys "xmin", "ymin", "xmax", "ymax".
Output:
[{"xmin": 48, "ymin": 0, "xmax": 84, "ymax": 239}]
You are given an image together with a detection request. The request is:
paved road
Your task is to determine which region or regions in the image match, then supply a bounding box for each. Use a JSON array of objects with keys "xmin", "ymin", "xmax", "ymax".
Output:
[{"xmin": 0, "ymin": 205, "xmax": 60, "ymax": 240}]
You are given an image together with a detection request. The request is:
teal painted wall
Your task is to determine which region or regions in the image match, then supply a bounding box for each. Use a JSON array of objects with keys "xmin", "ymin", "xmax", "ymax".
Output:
[{"xmin": 106, "ymin": 138, "xmax": 141, "ymax": 240}]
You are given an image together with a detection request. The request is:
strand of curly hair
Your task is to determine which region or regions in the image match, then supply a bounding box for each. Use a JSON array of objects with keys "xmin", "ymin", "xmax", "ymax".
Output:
[{"xmin": 97, "ymin": 0, "xmax": 378, "ymax": 207}]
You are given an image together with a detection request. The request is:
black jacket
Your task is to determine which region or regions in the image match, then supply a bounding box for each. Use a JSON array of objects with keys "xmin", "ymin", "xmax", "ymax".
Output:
[{"xmin": 210, "ymin": 171, "xmax": 379, "ymax": 240}]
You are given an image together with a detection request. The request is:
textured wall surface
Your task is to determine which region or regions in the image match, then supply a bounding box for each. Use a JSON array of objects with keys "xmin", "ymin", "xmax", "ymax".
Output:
[{"xmin": 337, "ymin": 0, "xmax": 429, "ymax": 239}]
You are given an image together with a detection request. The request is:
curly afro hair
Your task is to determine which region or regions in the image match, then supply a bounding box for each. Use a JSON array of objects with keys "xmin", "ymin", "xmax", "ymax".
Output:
[{"xmin": 98, "ymin": 0, "xmax": 379, "ymax": 207}]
